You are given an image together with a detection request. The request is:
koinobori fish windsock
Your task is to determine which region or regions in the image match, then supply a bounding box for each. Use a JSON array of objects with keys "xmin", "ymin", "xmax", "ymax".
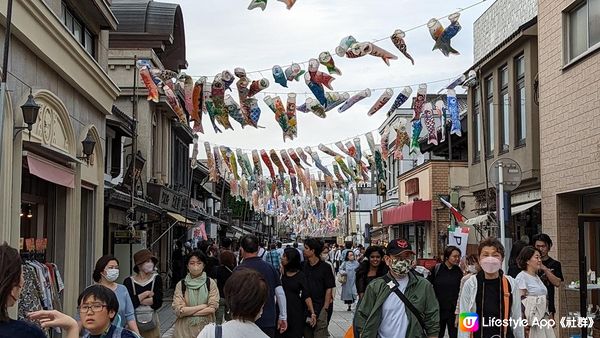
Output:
[
  {"xmin": 181, "ymin": 74, "xmax": 194, "ymax": 115},
  {"xmin": 338, "ymin": 89, "xmax": 371, "ymax": 113},
  {"xmin": 435, "ymin": 100, "xmax": 447, "ymax": 142},
  {"xmin": 278, "ymin": 0, "xmax": 296, "ymax": 9},
  {"xmin": 353, "ymin": 137, "xmax": 363, "ymax": 162},
  {"xmin": 307, "ymin": 149, "xmax": 333, "ymax": 177},
  {"xmin": 333, "ymin": 164, "xmax": 346, "ymax": 183},
  {"xmin": 423, "ymin": 102, "xmax": 438, "ymax": 146},
  {"xmin": 288, "ymin": 148, "xmax": 304, "ymax": 169},
  {"xmin": 390, "ymin": 29, "xmax": 415, "ymax": 65},
  {"xmin": 410, "ymin": 120, "xmax": 423, "ymax": 155},
  {"xmin": 365, "ymin": 131, "xmax": 377, "ymax": 154},
  {"xmin": 269, "ymin": 150, "xmax": 286, "ymax": 176},
  {"xmin": 205, "ymin": 142, "xmax": 218, "ymax": 182},
  {"xmin": 324, "ymin": 92, "xmax": 349, "ymax": 112},
  {"xmin": 393, "ymin": 119, "xmax": 410, "ymax": 160},
  {"xmin": 285, "ymin": 93, "xmax": 297, "ymax": 141},
  {"xmin": 296, "ymin": 147, "xmax": 311, "ymax": 167},
  {"xmin": 260, "ymin": 150, "xmax": 276, "ymax": 178},
  {"xmin": 248, "ymin": 0, "xmax": 267, "ymax": 10},
  {"xmin": 428, "ymin": 13, "xmax": 462, "ymax": 57},
  {"xmin": 447, "ymin": 89, "xmax": 461, "ymax": 137},
  {"xmin": 318, "ymin": 144, "xmax": 343, "ymax": 158},
  {"xmin": 211, "ymin": 79, "xmax": 233, "ymax": 130},
  {"xmin": 367, "ymin": 42, "xmax": 398, "ymax": 66},
  {"xmin": 381, "ymin": 127, "xmax": 390, "ymax": 160},
  {"xmin": 221, "ymin": 70, "xmax": 235, "ymax": 92},
  {"xmin": 305, "ymin": 72, "xmax": 327, "ymax": 106},
  {"xmin": 412, "ymin": 83, "xmax": 427, "ymax": 121},
  {"xmin": 236, "ymin": 149, "xmax": 253, "ymax": 177},
  {"xmin": 163, "ymin": 85, "xmax": 186, "ymax": 123},
  {"xmin": 285, "ymin": 63, "xmax": 305, "ymax": 82},
  {"xmin": 248, "ymin": 78, "xmax": 270, "ymax": 97},
  {"xmin": 335, "ymin": 141, "xmax": 351, "ymax": 157},
  {"xmin": 205, "ymin": 98, "xmax": 222, "ymax": 133},
  {"xmin": 318, "ymin": 51, "xmax": 342, "ymax": 76},
  {"xmin": 308, "ymin": 59, "xmax": 335, "ymax": 90},
  {"xmin": 305, "ymin": 98, "xmax": 326, "ymax": 118},
  {"xmin": 280, "ymin": 150, "xmax": 296, "ymax": 176},
  {"xmin": 191, "ymin": 77, "xmax": 206, "ymax": 132},
  {"xmin": 225, "ymin": 94, "xmax": 246, "ymax": 128},
  {"xmin": 272, "ymin": 65, "xmax": 288, "ymax": 88},
  {"xmin": 252, "ymin": 150, "xmax": 263, "ymax": 177},
  {"xmin": 387, "ymin": 86, "xmax": 413, "ymax": 115},
  {"xmin": 138, "ymin": 66, "xmax": 159, "ymax": 103},
  {"xmin": 368, "ymin": 88, "xmax": 394, "ymax": 116}
]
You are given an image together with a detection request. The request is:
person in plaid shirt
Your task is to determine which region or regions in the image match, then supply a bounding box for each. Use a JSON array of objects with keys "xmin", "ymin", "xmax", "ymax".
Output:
[{"xmin": 264, "ymin": 243, "xmax": 281, "ymax": 272}]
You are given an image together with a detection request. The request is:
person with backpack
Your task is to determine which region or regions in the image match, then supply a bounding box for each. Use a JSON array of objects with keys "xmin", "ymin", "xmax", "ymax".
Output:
[
  {"xmin": 124, "ymin": 249, "xmax": 163, "ymax": 338},
  {"xmin": 172, "ymin": 250, "xmax": 219, "ymax": 337},
  {"xmin": 428, "ymin": 246, "xmax": 463, "ymax": 338},
  {"xmin": 457, "ymin": 237, "xmax": 524, "ymax": 338},
  {"xmin": 354, "ymin": 238, "xmax": 439, "ymax": 338}
]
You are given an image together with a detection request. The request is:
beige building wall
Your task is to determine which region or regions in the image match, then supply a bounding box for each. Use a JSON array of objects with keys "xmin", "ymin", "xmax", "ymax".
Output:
[
  {"xmin": 0, "ymin": 0, "xmax": 119, "ymax": 315},
  {"xmin": 538, "ymin": 0, "xmax": 600, "ymax": 329}
]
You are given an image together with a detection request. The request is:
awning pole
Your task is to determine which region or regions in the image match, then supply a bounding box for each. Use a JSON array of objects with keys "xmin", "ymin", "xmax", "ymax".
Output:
[{"xmin": 150, "ymin": 220, "xmax": 179, "ymax": 249}]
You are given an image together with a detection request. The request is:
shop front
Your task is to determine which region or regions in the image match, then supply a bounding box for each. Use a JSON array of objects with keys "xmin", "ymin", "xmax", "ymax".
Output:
[{"xmin": 383, "ymin": 200, "xmax": 432, "ymax": 258}]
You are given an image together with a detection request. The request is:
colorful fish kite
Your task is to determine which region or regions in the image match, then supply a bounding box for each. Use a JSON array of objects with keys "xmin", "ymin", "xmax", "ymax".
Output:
[
  {"xmin": 179, "ymin": 74, "xmax": 194, "ymax": 115},
  {"xmin": 318, "ymin": 51, "xmax": 342, "ymax": 76},
  {"xmin": 305, "ymin": 72, "xmax": 327, "ymax": 106},
  {"xmin": 191, "ymin": 77, "xmax": 205, "ymax": 133},
  {"xmin": 318, "ymin": 144, "xmax": 343, "ymax": 158},
  {"xmin": 447, "ymin": 89, "xmax": 461, "ymax": 136},
  {"xmin": 305, "ymin": 98, "xmax": 326, "ymax": 118},
  {"xmin": 204, "ymin": 142, "xmax": 218, "ymax": 182},
  {"xmin": 423, "ymin": 102, "xmax": 438, "ymax": 146},
  {"xmin": 285, "ymin": 93, "xmax": 297, "ymax": 141},
  {"xmin": 324, "ymin": 92, "xmax": 349, "ymax": 112},
  {"xmin": 365, "ymin": 131, "xmax": 377, "ymax": 154},
  {"xmin": 205, "ymin": 99, "xmax": 222, "ymax": 133},
  {"xmin": 211, "ymin": 79, "xmax": 233, "ymax": 130},
  {"xmin": 269, "ymin": 150, "xmax": 286, "ymax": 176},
  {"xmin": 390, "ymin": 29, "xmax": 415, "ymax": 65},
  {"xmin": 306, "ymin": 147, "xmax": 333, "ymax": 177},
  {"xmin": 368, "ymin": 89, "xmax": 394, "ymax": 116},
  {"xmin": 248, "ymin": 0, "xmax": 267, "ymax": 10},
  {"xmin": 280, "ymin": 150, "xmax": 296, "ymax": 176},
  {"xmin": 248, "ymin": 78, "xmax": 269, "ymax": 97},
  {"xmin": 264, "ymin": 95, "xmax": 289, "ymax": 140},
  {"xmin": 288, "ymin": 148, "xmax": 304, "ymax": 169},
  {"xmin": 387, "ymin": 86, "xmax": 413, "ymax": 115},
  {"xmin": 252, "ymin": 150, "xmax": 263, "ymax": 177},
  {"xmin": 381, "ymin": 127, "xmax": 390, "ymax": 160},
  {"xmin": 435, "ymin": 100, "xmax": 447, "ymax": 143},
  {"xmin": 138, "ymin": 66, "xmax": 159, "ymax": 103},
  {"xmin": 335, "ymin": 141, "xmax": 351, "ymax": 158},
  {"xmin": 393, "ymin": 119, "xmax": 410, "ymax": 160},
  {"xmin": 296, "ymin": 147, "xmax": 311, "ymax": 167},
  {"xmin": 410, "ymin": 120, "xmax": 423, "ymax": 155},
  {"xmin": 225, "ymin": 94, "xmax": 246, "ymax": 128},
  {"xmin": 412, "ymin": 83, "xmax": 427, "ymax": 121},
  {"xmin": 272, "ymin": 65, "xmax": 287, "ymax": 88},
  {"xmin": 428, "ymin": 13, "xmax": 462, "ymax": 57},
  {"xmin": 278, "ymin": 0, "xmax": 296, "ymax": 9},
  {"xmin": 308, "ymin": 59, "xmax": 335, "ymax": 90},
  {"xmin": 221, "ymin": 70, "xmax": 235, "ymax": 91},
  {"xmin": 163, "ymin": 84, "xmax": 186, "ymax": 123},
  {"xmin": 260, "ymin": 149, "xmax": 276, "ymax": 178},
  {"xmin": 338, "ymin": 89, "xmax": 370, "ymax": 113},
  {"xmin": 285, "ymin": 63, "xmax": 305, "ymax": 82}
]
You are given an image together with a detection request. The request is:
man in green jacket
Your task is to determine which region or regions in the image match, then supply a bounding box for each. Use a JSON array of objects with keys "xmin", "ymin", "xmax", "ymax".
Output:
[{"xmin": 354, "ymin": 238, "xmax": 439, "ymax": 338}]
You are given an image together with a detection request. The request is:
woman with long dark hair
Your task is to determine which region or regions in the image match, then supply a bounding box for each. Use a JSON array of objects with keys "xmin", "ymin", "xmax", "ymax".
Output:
[
  {"xmin": 507, "ymin": 240, "xmax": 528, "ymax": 278},
  {"xmin": 0, "ymin": 242, "xmax": 79, "ymax": 337},
  {"xmin": 355, "ymin": 246, "xmax": 388, "ymax": 299},
  {"xmin": 276, "ymin": 248, "xmax": 316, "ymax": 338},
  {"xmin": 172, "ymin": 250, "xmax": 219, "ymax": 337}
]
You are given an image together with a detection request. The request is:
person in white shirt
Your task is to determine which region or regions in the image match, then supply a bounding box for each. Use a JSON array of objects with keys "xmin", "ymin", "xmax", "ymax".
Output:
[
  {"xmin": 198, "ymin": 269, "xmax": 269, "ymax": 338},
  {"xmin": 515, "ymin": 246, "xmax": 555, "ymax": 338}
]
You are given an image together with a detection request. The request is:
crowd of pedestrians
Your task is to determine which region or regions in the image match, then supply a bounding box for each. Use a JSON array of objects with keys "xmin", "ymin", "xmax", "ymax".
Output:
[{"xmin": 1, "ymin": 231, "xmax": 567, "ymax": 338}]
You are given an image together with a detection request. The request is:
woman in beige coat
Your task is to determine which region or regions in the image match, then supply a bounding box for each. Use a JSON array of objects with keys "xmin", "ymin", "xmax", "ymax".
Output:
[{"xmin": 172, "ymin": 250, "xmax": 219, "ymax": 337}]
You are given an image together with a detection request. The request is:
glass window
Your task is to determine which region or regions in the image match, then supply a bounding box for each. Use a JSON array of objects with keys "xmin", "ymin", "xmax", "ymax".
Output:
[
  {"xmin": 473, "ymin": 87, "xmax": 481, "ymax": 162},
  {"xmin": 567, "ymin": 0, "xmax": 600, "ymax": 61},
  {"xmin": 485, "ymin": 77, "xmax": 494, "ymax": 156},
  {"xmin": 65, "ymin": 10, "xmax": 73, "ymax": 32},
  {"xmin": 84, "ymin": 29, "xmax": 94, "ymax": 56},
  {"xmin": 499, "ymin": 66, "xmax": 509, "ymax": 152},
  {"xmin": 61, "ymin": 1, "xmax": 96, "ymax": 59},
  {"xmin": 73, "ymin": 20, "xmax": 82, "ymax": 43},
  {"xmin": 515, "ymin": 55, "xmax": 526, "ymax": 146}
]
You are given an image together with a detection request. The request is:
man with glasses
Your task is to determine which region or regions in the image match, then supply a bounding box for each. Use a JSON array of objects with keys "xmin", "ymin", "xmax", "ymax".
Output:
[
  {"xmin": 78, "ymin": 285, "xmax": 138, "ymax": 338},
  {"xmin": 355, "ymin": 238, "xmax": 439, "ymax": 338},
  {"xmin": 533, "ymin": 233, "xmax": 563, "ymax": 320}
]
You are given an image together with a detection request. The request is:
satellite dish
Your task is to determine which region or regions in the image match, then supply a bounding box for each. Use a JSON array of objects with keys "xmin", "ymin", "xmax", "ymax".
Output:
[{"xmin": 488, "ymin": 158, "xmax": 522, "ymax": 192}]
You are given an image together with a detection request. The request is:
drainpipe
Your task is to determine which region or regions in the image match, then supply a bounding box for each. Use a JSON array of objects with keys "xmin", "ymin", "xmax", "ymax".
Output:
[
  {"xmin": 477, "ymin": 68, "xmax": 491, "ymax": 214},
  {"xmin": 0, "ymin": 0, "xmax": 14, "ymax": 164}
]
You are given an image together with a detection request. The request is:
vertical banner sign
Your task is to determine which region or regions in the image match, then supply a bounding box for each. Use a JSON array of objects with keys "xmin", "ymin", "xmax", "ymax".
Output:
[{"xmin": 448, "ymin": 227, "xmax": 469, "ymax": 258}]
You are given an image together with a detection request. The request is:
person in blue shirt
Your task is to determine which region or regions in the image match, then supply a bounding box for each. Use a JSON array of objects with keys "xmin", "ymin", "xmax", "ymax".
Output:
[
  {"xmin": 0, "ymin": 242, "xmax": 80, "ymax": 338},
  {"xmin": 78, "ymin": 285, "xmax": 138, "ymax": 338}
]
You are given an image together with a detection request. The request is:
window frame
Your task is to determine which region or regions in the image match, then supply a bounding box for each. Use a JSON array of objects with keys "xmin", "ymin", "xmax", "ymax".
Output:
[
  {"xmin": 499, "ymin": 65, "xmax": 510, "ymax": 154},
  {"xmin": 484, "ymin": 75, "xmax": 495, "ymax": 158},
  {"xmin": 60, "ymin": 2, "xmax": 96, "ymax": 59},
  {"xmin": 515, "ymin": 55, "xmax": 527, "ymax": 147},
  {"xmin": 472, "ymin": 86, "xmax": 481, "ymax": 163},
  {"xmin": 564, "ymin": 0, "xmax": 600, "ymax": 65}
]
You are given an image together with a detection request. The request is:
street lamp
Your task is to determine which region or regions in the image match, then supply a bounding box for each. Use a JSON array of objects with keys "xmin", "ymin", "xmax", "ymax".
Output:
[
  {"xmin": 78, "ymin": 130, "xmax": 96, "ymax": 163},
  {"xmin": 14, "ymin": 91, "xmax": 41, "ymax": 139}
]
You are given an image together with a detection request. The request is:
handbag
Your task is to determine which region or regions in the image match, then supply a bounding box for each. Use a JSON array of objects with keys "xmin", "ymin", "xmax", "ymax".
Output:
[{"xmin": 132, "ymin": 276, "xmax": 157, "ymax": 331}]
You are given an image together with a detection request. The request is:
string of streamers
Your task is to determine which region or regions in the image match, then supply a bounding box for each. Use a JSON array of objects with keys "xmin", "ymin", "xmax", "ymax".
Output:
[{"xmin": 191, "ymin": 0, "xmax": 488, "ymax": 78}]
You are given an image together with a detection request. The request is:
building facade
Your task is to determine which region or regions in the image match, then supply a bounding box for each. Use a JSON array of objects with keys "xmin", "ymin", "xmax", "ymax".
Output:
[
  {"xmin": 538, "ymin": 0, "xmax": 600, "ymax": 333},
  {"xmin": 1, "ymin": 0, "xmax": 119, "ymax": 314},
  {"xmin": 466, "ymin": 0, "xmax": 541, "ymax": 244}
]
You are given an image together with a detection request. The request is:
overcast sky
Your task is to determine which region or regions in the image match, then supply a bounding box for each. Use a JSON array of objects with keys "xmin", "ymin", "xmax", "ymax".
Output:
[{"xmin": 162, "ymin": 0, "xmax": 492, "ymax": 167}]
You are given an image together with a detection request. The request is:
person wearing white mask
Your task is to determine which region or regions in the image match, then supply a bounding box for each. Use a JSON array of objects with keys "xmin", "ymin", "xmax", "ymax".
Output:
[
  {"xmin": 457, "ymin": 238, "xmax": 524, "ymax": 338},
  {"xmin": 172, "ymin": 250, "xmax": 219, "ymax": 337},
  {"xmin": 454, "ymin": 254, "xmax": 480, "ymax": 328},
  {"xmin": 124, "ymin": 249, "xmax": 163, "ymax": 338},
  {"xmin": 88, "ymin": 255, "xmax": 139, "ymax": 335}
]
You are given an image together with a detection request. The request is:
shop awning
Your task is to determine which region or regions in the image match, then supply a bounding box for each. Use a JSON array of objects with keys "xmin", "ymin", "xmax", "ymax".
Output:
[
  {"xmin": 382, "ymin": 200, "xmax": 432, "ymax": 225},
  {"xmin": 465, "ymin": 214, "xmax": 492, "ymax": 225},
  {"xmin": 166, "ymin": 212, "xmax": 193, "ymax": 225},
  {"xmin": 511, "ymin": 200, "xmax": 540, "ymax": 215},
  {"xmin": 25, "ymin": 152, "xmax": 75, "ymax": 188}
]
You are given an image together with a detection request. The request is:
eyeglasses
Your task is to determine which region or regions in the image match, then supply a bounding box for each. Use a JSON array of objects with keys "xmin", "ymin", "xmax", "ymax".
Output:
[{"xmin": 79, "ymin": 304, "xmax": 107, "ymax": 313}]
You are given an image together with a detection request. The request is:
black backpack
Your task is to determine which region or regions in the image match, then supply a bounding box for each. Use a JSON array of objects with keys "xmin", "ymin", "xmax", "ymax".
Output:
[{"xmin": 181, "ymin": 277, "xmax": 211, "ymax": 295}]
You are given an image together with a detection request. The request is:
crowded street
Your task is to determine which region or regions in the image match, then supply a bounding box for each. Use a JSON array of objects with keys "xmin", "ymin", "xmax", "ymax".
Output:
[{"xmin": 2, "ymin": 0, "xmax": 600, "ymax": 338}]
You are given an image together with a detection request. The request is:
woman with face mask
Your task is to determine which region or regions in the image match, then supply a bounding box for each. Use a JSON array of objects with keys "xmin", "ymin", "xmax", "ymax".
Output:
[
  {"xmin": 0, "ymin": 243, "xmax": 80, "ymax": 338},
  {"xmin": 124, "ymin": 249, "xmax": 163, "ymax": 338},
  {"xmin": 87, "ymin": 255, "xmax": 139, "ymax": 335},
  {"xmin": 457, "ymin": 238, "xmax": 525, "ymax": 338},
  {"xmin": 339, "ymin": 251, "xmax": 360, "ymax": 311},
  {"xmin": 172, "ymin": 250, "xmax": 219, "ymax": 337},
  {"xmin": 454, "ymin": 254, "xmax": 480, "ymax": 329}
]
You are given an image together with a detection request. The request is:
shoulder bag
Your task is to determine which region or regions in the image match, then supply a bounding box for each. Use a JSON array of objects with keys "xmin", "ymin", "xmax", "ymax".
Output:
[
  {"xmin": 132, "ymin": 276, "xmax": 157, "ymax": 331},
  {"xmin": 382, "ymin": 274, "xmax": 427, "ymax": 337}
]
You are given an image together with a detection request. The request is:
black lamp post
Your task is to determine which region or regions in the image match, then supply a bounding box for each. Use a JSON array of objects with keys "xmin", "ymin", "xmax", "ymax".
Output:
[{"xmin": 14, "ymin": 91, "xmax": 41, "ymax": 139}]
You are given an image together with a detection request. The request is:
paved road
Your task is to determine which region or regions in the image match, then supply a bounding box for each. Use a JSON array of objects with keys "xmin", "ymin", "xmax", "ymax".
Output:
[{"xmin": 160, "ymin": 284, "xmax": 354, "ymax": 338}]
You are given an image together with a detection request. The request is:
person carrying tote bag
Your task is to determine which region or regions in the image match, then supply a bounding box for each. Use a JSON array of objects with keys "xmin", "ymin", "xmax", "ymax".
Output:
[{"xmin": 124, "ymin": 249, "xmax": 163, "ymax": 338}]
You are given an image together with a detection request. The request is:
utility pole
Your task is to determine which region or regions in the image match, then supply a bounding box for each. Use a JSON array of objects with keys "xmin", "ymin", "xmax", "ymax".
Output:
[{"xmin": 129, "ymin": 55, "xmax": 138, "ymax": 274}]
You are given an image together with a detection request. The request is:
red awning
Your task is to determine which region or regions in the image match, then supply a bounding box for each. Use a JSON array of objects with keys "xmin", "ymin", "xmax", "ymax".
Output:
[
  {"xmin": 383, "ymin": 200, "xmax": 432, "ymax": 225},
  {"xmin": 26, "ymin": 153, "xmax": 75, "ymax": 188}
]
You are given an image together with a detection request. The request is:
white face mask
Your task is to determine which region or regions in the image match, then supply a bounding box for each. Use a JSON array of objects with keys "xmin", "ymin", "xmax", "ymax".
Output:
[
  {"xmin": 142, "ymin": 262, "xmax": 155, "ymax": 273},
  {"xmin": 467, "ymin": 265, "xmax": 478, "ymax": 274},
  {"xmin": 105, "ymin": 268, "xmax": 119, "ymax": 282}
]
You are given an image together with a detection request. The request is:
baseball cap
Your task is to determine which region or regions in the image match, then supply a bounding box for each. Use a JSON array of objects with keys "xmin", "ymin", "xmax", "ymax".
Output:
[{"xmin": 386, "ymin": 238, "xmax": 416, "ymax": 256}]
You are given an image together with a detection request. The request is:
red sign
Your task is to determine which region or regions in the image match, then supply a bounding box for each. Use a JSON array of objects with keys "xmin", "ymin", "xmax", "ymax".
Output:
[
  {"xmin": 417, "ymin": 258, "xmax": 438, "ymax": 270},
  {"xmin": 405, "ymin": 178, "xmax": 419, "ymax": 196}
]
